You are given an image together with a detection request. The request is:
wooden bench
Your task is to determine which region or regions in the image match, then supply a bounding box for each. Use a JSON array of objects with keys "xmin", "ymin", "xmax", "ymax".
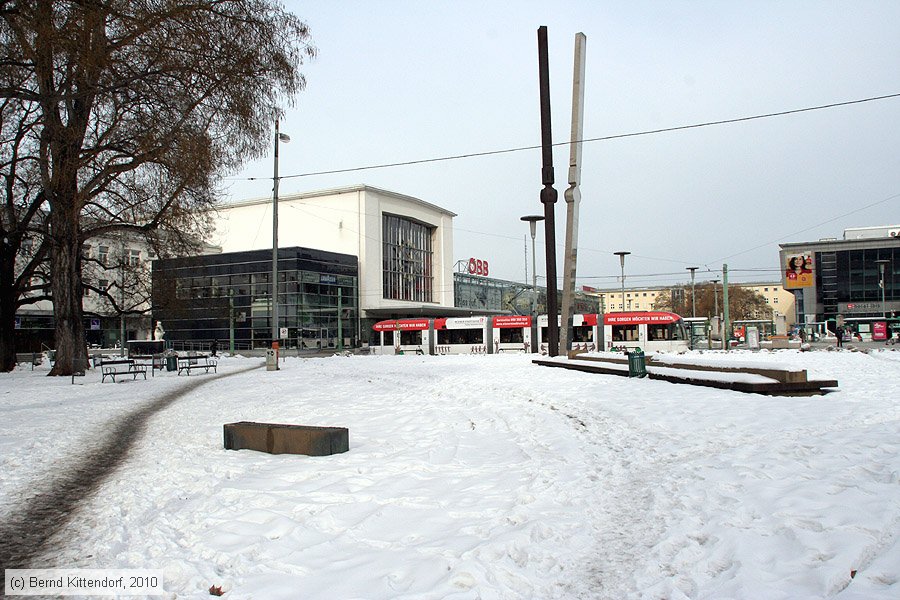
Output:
[
  {"xmin": 177, "ymin": 355, "xmax": 217, "ymax": 376},
  {"xmin": 100, "ymin": 359, "xmax": 147, "ymax": 383},
  {"xmin": 15, "ymin": 352, "xmax": 42, "ymax": 369}
]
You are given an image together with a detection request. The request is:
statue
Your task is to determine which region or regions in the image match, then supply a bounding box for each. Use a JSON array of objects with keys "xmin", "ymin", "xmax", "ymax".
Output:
[{"xmin": 154, "ymin": 321, "xmax": 166, "ymax": 341}]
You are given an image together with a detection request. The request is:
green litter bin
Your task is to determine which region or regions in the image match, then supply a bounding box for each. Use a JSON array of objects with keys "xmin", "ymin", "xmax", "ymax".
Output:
[
  {"xmin": 627, "ymin": 348, "xmax": 647, "ymax": 378},
  {"xmin": 166, "ymin": 355, "xmax": 178, "ymax": 371}
]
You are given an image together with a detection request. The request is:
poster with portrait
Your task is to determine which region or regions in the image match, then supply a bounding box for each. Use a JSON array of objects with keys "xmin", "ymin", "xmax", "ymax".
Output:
[{"xmin": 784, "ymin": 251, "xmax": 814, "ymax": 289}]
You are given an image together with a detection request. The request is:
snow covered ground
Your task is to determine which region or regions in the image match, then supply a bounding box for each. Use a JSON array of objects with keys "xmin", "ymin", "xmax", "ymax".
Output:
[{"xmin": 1, "ymin": 349, "xmax": 899, "ymax": 599}]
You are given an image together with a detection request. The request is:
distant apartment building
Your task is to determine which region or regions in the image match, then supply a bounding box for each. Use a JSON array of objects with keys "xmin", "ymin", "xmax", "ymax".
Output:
[{"xmin": 589, "ymin": 282, "xmax": 796, "ymax": 325}]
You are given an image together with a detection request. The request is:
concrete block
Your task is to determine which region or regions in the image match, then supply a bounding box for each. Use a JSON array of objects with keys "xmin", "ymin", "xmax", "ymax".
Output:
[{"xmin": 224, "ymin": 422, "xmax": 349, "ymax": 456}]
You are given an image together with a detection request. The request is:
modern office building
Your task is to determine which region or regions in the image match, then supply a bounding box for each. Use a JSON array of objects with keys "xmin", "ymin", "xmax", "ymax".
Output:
[
  {"xmin": 779, "ymin": 225, "xmax": 899, "ymax": 328},
  {"xmin": 152, "ymin": 247, "xmax": 359, "ymax": 350}
]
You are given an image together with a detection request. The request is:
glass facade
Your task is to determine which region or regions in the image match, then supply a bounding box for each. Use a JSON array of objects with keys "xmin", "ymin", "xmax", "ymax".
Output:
[
  {"xmin": 815, "ymin": 246, "xmax": 897, "ymax": 317},
  {"xmin": 153, "ymin": 247, "xmax": 359, "ymax": 350},
  {"xmin": 382, "ymin": 213, "xmax": 433, "ymax": 302}
]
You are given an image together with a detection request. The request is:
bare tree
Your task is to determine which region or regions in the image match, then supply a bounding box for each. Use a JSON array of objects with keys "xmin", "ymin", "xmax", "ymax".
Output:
[
  {"xmin": 654, "ymin": 282, "xmax": 773, "ymax": 321},
  {"xmin": 0, "ymin": 95, "xmax": 51, "ymax": 371},
  {"xmin": 1, "ymin": 0, "xmax": 315, "ymax": 374}
]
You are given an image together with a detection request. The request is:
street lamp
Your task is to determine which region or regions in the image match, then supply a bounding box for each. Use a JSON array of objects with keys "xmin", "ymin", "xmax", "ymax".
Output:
[
  {"xmin": 711, "ymin": 279, "xmax": 720, "ymax": 321},
  {"xmin": 687, "ymin": 267, "xmax": 698, "ymax": 318},
  {"xmin": 521, "ymin": 215, "xmax": 545, "ymax": 316},
  {"xmin": 614, "ymin": 251, "xmax": 630, "ymax": 312},
  {"xmin": 876, "ymin": 259, "xmax": 891, "ymax": 318},
  {"xmin": 272, "ymin": 118, "xmax": 290, "ymax": 346}
]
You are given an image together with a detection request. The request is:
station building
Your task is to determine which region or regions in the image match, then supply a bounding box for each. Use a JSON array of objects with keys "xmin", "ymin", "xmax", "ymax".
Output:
[{"xmin": 150, "ymin": 185, "xmax": 486, "ymax": 349}]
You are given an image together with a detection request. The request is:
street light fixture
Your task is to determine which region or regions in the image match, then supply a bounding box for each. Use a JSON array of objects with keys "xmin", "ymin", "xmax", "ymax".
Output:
[
  {"xmin": 272, "ymin": 118, "xmax": 290, "ymax": 347},
  {"xmin": 614, "ymin": 251, "xmax": 630, "ymax": 312},
  {"xmin": 686, "ymin": 267, "xmax": 698, "ymax": 318},
  {"xmin": 876, "ymin": 259, "xmax": 891, "ymax": 318},
  {"xmin": 521, "ymin": 215, "xmax": 545, "ymax": 316}
]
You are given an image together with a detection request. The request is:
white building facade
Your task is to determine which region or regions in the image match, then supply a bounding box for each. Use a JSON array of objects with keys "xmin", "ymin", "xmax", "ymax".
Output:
[{"xmin": 210, "ymin": 185, "xmax": 457, "ymax": 323}]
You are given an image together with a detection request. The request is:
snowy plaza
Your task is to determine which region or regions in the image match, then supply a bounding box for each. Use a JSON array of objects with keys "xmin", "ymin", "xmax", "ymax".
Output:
[{"xmin": 1, "ymin": 348, "xmax": 899, "ymax": 599}]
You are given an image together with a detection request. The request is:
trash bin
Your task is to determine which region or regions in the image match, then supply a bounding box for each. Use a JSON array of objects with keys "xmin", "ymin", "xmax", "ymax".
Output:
[
  {"xmin": 266, "ymin": 348, "xmax": 278, "ymax": 371},
  {"xmin": 166, "ymin": 355, "xmax": 178, "ymax": 372},
  {"xmin": 627, "ymin": 348, "xmax": 647, "ymax": 378}
]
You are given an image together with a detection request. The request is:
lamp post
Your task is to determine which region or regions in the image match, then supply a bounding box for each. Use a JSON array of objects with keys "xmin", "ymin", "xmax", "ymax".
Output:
[
  {"xmin": 711, "ymin": 279, "xmax": 720, "ymax": 321},
  {"xmin": 876, "ymin": 259, "xmax": 891, "ymax": 318},
  {"xmin": 614, "ymin": 251, "xmax": 630, "ymax": 312},
  {"xmin": 271, "ymin": 118, "xmax": 290, "ymax": 345},
  {"xmin": 687, "ymin": 267, "xmax": 698, "ymax": 318},
  {"xmin": 521, "ymin": 215, "xmax": 545, "ymax": 316}
]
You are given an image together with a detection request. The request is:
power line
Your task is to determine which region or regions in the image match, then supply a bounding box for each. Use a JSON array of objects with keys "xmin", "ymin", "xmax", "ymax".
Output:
[{"xmin": 234, "ymin": 92, "xmax": 900, "ymax": 181}]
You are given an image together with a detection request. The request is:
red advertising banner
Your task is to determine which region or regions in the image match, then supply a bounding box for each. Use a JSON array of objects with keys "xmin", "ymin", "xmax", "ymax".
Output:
[
  {"xmin": 604, "ymin": 312, "xmax": 678, "ymax": 325},
  {"xmin": 493, "ymin": 315, "xmax": 532, "ymax": 328},
  {"xmin": 873, "ymin": 321, "xmax": 888, "ymax": 341},
  {"xmin": 373, "ymin": 319, "xmax": 430, "ymax": 332}
]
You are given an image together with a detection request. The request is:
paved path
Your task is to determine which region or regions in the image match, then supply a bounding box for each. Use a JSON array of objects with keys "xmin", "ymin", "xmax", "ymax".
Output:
[{"xmin": 0, "ymin": 363, "xmax": 262, "ymax": 585}]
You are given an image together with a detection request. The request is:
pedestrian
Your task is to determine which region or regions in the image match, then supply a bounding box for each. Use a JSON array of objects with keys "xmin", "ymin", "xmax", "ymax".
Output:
[
  {"xmin": 211, "ymin": 339, "xmax": 218, "ymax": 356},
  {"xmin": 835, "ymin": 326, "xmax": 843, "ymax": 348}
]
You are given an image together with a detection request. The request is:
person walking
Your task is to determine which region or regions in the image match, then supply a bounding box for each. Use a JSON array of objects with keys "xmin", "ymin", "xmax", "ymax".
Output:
[{"xmin": 835, "ymin": 326, "xmax": 843, "ymax": 348}]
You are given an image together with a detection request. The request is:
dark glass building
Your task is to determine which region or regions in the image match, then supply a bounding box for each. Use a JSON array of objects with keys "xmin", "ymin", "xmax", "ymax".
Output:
[
  {"xmin": 780, "ymin": 226, "xmax": 899, "ymax": 330},
  {"xmin": 152, "ymin": 247, "xmax": 359, "ymax": 350}
]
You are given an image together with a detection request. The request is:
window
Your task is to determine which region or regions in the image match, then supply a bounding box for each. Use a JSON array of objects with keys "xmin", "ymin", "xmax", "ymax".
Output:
[
  {"xmin": 126, "ymin": 248, "xmax": 140, "ymax": 266},
  {"xmin": 82, "ymin": 244, "xmax": 92, "ymax": 259},
  {"xmin": 98, "ymin": 245, "xmax": 109, "ymax": 265},
  {"xmin": 382, "ymin": 214, "xmax": 433, "ymax": 302},
  {"xmin": 99, "ymin": 279, "xmax": 109, "ymax": 292},
  {"xmin": 774, "ymin": 297, "xmax": 779, "ymax": 303}
]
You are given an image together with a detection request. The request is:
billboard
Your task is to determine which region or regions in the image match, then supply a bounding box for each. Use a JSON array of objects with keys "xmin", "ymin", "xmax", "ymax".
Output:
[{"xmin": 784, "ymin": 251, "xmax": 814, "ymax": 289}]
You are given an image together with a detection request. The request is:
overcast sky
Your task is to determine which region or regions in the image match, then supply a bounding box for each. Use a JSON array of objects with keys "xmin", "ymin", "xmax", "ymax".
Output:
[{"xmin": 222, "ymin": 0, "xmax": 900, "ymax": 290}]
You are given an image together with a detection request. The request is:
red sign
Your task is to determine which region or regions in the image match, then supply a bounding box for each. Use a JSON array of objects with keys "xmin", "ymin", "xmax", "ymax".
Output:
[
  {"xmin": 604, "ymin": 312, "xmax": 678, "ymax": 325},
  {"xmin": 467, "ymin": 257, "xmax": 490, "ymax": 276},
  {"xmin": 493, "ymin": 315, "xmax": 532, "ymax": 328},
  {"xmin": 372, "ymin": 319, "xmax": 430, "ymax": 332},
  {"xmin": 873, "ymin": 321, "xmax": 888, "ymax": 341}
]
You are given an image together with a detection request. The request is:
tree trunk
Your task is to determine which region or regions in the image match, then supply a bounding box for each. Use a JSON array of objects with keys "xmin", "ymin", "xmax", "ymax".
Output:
[
  {"xmin": 47, "ymin": 204, "xmax": 87, "ymax": 376},
  {"xmin": 0, "ymin": 253, "xmax": 17, "ymax": 372}
]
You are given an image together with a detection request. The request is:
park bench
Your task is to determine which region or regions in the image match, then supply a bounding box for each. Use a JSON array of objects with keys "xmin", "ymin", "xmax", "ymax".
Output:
[
  {"xmin": 15, "ymin": 352, "xmax": 42, "ymax": 369},
  {"xmin": 177, "ymin": 354, "xmax": 217, "ymax": 376},
  {"xmin": 100, "ymin": 359, "xmax": 147, "ymax": 383}
]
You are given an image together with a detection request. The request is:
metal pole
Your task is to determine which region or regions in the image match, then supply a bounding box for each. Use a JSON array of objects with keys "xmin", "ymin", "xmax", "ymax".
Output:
[
  {"xmin": 228, "ymin": 289, "xmax": 235, "ymax": 355},
  {"xmin": 722, "ymin": 264, "xmax": 730, "ymax": 351},
  {"xmin": 337, "ymin": 287, "xmax": 343, "ymax": 351},
  {"xmin": 272, "ymin": 118, "xmax": 281, "ymax": 344},
  {"xmin": 687, "ymin": 267, "xmax": 698, "ymax": 318},
  {"xmin": 614, "ymin": 251, "xmax": 630, "ymax": 312},
  {"xmin": 560, "ymin": 32, "xmax": 587, "ymax": 354},
  {"xmin": 876, "ymin": 259, "xmax": 890, "ymax": 318},
  {"xmin": 537, "ymin": 25, "xmax": 559, "ymax": 357},
  {"xmin": 521, "ymin": 215, "xmax": 544, "ymax": 318}
]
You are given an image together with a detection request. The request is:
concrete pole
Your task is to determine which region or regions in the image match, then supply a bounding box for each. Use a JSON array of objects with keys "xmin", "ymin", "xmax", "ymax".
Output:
[{"xmin": 560, "ymin": 32, "xmax": 587, "ymax": 354}]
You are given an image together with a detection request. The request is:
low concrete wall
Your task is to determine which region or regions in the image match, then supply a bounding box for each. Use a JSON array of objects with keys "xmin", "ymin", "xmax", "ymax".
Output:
[{"xmin": 224, "ymin": 422, "xmax": 349, "ymax": 456}]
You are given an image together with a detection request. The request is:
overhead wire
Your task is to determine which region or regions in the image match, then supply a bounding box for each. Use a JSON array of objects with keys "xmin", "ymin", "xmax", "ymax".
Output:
[{"xmin": 233, "ymin": 92, "xmax": 900, "ymax": 181}]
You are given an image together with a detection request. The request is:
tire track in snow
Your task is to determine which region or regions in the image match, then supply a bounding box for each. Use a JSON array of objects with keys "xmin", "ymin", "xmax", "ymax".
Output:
[{"xmin": 0, "ymin": 363, "xmax": 262, "ymax": 583}]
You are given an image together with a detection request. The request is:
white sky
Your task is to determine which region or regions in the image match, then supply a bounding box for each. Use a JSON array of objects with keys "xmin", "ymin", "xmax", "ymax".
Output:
[{"xmin": 221, "ymin": 1, "xmax": 900, "ymax": 290}]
